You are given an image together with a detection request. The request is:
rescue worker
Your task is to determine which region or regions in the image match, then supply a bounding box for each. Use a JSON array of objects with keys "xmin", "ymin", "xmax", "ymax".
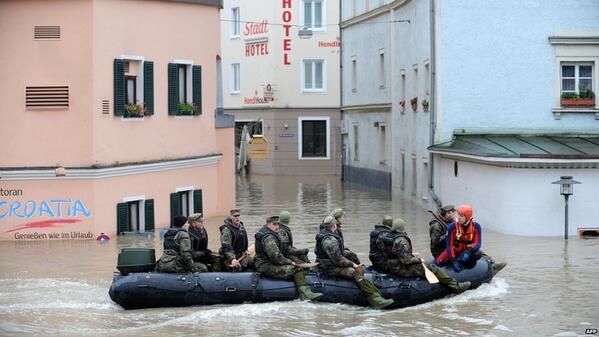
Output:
[
  {"xmin": 220, "ymin": 209, "xmax": 253, "ymax": 272},
  {"xmin": 368, "ymin": 215, "xmax": 393, "ymax": 271},
  {"xmin": 315, "ymin": 216, "xmax": 394, "ymax": 309},
  {"xmin": 435, "ymin": 205, "xmax": 483, "ymax": 272},
  {"xmin": 429, "ymin": 205, "xmax": 457, "ymax": 259},
  {"xmin": 382, "ymin": 218, "xmax": 470, "ymax": 294},
  {"xmin": 188, "ymin": 213, "xmax": 222, "ymax": 271},
  {"xmin": 156, "ymin": 215, "xmax": 206, "ymax": 273},
  {"xmin": 254, "ymin": 216, "xmax": 323, "ymax": 301},
  {"xmin": 330, "ymin": 208, "xmax": 360, "ymax": 264},
  {"xmin": 278, "ymin": 211, "xmax": 310, "ymax": 263}
]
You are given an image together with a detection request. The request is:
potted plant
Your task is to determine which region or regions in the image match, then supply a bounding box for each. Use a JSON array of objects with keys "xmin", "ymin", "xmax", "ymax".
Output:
[
  {"xmin": 399, "ymin": 99, "xmax": 406, "ymax": 113},
  {"xmin": 410, "ymin": 97, "xmax": 418, "ymax": 111},
  {"xmin": 422, "ymin": 99, "xmax": 429, "ymax": 112},
  {"xmin": 124, "ymin": 103, "xmax": 144, "ymax": 118},
  {"xmin": 560, "ymin": 90, "xmax": 595, "ymax": 107},
  {"xmin": 177, "ymin": 103, "xmax": 195, "ymax": 115}
]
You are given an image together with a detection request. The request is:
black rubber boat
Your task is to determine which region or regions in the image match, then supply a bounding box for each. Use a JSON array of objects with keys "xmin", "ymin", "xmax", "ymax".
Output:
[{"xmin": 109, "ymin": 257, "xmax": 493, "ymax": 310}]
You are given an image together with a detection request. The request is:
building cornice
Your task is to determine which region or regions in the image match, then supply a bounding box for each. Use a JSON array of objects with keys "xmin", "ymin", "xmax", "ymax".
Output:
[
  {"xmin": 169, "ymin": 0, "xmax": 223, "ymax": 9},
  {"xmin": 0, "ymin": 155, "xmax": 222, "ymax": 181},
  {"xmin": 548, "ymin": 34, "xmax": 599, "ymax": 45},
  {"xmin": 341, "ymin": 103, "xmax": 392, "ymax": 113},
  {"xmin": 341, "ymin": 0, "xmax": 409, "ymax": 29},
  {"xmin": 429, "ymin": 150, "xmax": 599, "ymax": 168}
]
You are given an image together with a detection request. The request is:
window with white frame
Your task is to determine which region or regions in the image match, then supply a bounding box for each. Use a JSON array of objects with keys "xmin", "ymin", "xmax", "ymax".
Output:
[
  {"xmin": 400, "ymin": 151, "xmax": 405, "ymax": 190},
  {"xmin": 302, "ymin": 0, "xmax": 324, "ymax": 30},
  {"xmin": 299, "ymin": 117, "xmax": 329, "ymax": 159},
  {"xmin": 400, "ymin": 70, "xmax": 406, "ymax": 113},
  {"xmin": 412, "ymin": 65, "xmax": 419, "ymax": 103},
  {"xmin": 411, "ymin": 154, "xmax": 417, "ymax": 196},
  {"xmin": 561, "ymin": 63, "xmax": 594, "ymax": 95},
  {"xmin": 379, "ymin": 49, "xmax": 385, "ymax": 88},
  {"xmin": 351, "ymin": 56, "xmax": 357, "ymax": 92},
  {"xmin": 231, "ymin": 7, "xmax": 240, "ymax": 37},
  {"xmin": 303, "ymin": 59, "xmax": 325, "ymax": 91},
  {"xmin": 379, "ymin": 124, "xmax": 386, "ymax": 164},
  {"xmin": 424, "ymin": 62, "xmax": 430, "ymax": 97},
  {"xmin": 422, "ymin": 159, "xmax": 429, "ymax": 200},
  {"xmin": 231, "ymin": 63, "xmax": 240, "ymax": 94},
  {"xmin": 353, "ymin": 124, "xmax": 359, "ymax": 161},
  {"xmin": 116, "ymin": 197, "xmax": 155, "ymax": 234}
]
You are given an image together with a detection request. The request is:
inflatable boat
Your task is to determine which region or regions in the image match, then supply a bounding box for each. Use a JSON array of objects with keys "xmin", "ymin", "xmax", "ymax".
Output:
[{"xmin": 108, "ymin": 249, "xmax": 494, "ymax": 310}]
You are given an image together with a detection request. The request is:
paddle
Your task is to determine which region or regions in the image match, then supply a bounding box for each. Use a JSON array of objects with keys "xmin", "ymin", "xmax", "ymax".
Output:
[
  {"xmin": 422, "ymin": 262, "xmax": 439, "ymax": 284},
  {"xmin": 238, "ymin": 244, "xmax": 255, "ymax": 263},
  {"xmin": 296, "ymin": 262, "xmax": 319, "ymax": 269}
]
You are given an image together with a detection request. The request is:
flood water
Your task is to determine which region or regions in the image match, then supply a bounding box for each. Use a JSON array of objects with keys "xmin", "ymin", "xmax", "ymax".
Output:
[{"xmin": 1, "ymin": 175, "xmax": 598, "ymax": 337}]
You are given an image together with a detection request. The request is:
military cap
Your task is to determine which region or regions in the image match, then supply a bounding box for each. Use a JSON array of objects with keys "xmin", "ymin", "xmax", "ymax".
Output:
[
  {"xmin": 173, "ymin": 215, "xmax": 188, "ymax": 228},
  {"xmin": 322, "ymin": 215, "xmax": 335, "ymax": 225},
  {"xmin": 279, "ymin": 211, "xmax": 291, "ymax": 225},
  {"xmin": 230, "ymin": 209, "xmax": 241, "ymax": 216},
  {"xmin": 330, "ymin": 208, "xmax": 344, "ymax": 218},
  {"xmin": 382, "ymin": 215, "xmax": 393, "ymax": 227},
  {"xmin": 266, "ymin": 215, "xmax": 280, "ymax": 224},
  {"xmin": 188, "ymin": 213, "xmax": 204, "ymax": 223},
  {"xmin": 391, "ymin": 218, "xmax": 407, "ymax": 232},
  {"xmin": 439, "ymin": 205, "xmax": 456, "ymax": 216}
]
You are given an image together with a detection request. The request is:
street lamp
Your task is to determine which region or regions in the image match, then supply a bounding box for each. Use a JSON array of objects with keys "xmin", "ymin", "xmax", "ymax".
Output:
[{"xmin": 552, "ymin": 176, "xmax": 581, "ymax": 240}]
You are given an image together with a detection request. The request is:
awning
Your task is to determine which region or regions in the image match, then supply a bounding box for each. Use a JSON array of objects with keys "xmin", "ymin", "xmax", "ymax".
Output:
[{"xmin": 428, "ymin": 134, "xmax": 599, "ymax": 159}]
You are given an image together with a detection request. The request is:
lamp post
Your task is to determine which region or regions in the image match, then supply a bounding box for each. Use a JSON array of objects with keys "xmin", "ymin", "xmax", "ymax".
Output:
[{"xmin": 552, "ymin": 176, "xmax": 581, "ymax": 240}]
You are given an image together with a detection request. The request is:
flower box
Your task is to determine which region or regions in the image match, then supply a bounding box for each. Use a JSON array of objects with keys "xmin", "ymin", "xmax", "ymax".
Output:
[{"xmin": 560, "ymin": 98, "xmax": 595, "ymax": 107}]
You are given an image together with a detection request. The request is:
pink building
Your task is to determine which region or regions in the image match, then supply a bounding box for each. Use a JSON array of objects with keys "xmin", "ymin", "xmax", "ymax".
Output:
[{"xmin": 0, "ymin": 0, "xmax": 235, "ymax": 241}]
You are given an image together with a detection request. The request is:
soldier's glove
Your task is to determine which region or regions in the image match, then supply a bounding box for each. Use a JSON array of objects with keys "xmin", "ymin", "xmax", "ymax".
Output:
[{"xmin": 452, "ymin": 261, "xmax": 463, "ymax": 272}]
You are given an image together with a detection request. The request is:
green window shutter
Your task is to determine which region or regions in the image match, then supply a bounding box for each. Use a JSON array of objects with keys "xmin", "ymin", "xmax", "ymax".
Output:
[
  {"xmin": 143, "ymin": 61, "xmax": 154, "ymax": 115},
  {"xmin": 117, "ymin": 202, "xmax": 129, "ymax": 234},
  {"xmin": 192, "ymin": 65, "xmax": 202, "ymax": 115},
  {"xmin": 114, "ymin": 59, "xmax": 125, "ymax": 116},
  {"xmin": 193, "ymin": 189, "xmax": 203, "ymax": 214},
  {"xmin": 168, "ymin": 63, "xmax": 179, "ymax": 115},
  {"xmin": 170, "ymin": 192, "xmax": 181, "ymax": 226},
  {"xmin": 144, "ymin": 199, "xmax": 155, "ymax": 232}
]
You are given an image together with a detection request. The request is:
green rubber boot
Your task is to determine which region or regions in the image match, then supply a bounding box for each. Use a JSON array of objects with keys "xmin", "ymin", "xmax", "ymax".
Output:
[
  {"xmin": 356, "ymin": 278, "xmax": 394, "ymax": 309},
  {"xmin": 431, "ymin": 266, "xmax": 471, "ymax": 294},
  {"xmin": 294, "ymin": 272, "xmax": 323, "ymax": 301}
]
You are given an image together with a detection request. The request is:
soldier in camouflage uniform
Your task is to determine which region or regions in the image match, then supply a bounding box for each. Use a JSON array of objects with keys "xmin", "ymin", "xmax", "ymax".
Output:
[
  {"xmin": 330, "ymin": 208, "xmax": 360, "ymax": 264},
  {"xmin": 278, "ymin": 211, "xmax": 310, "ymax": 263},
  {"xmin": 156, "ymin": 215, "xmax": 206, "ymax": 273},
  {"xmin": 188, "ymin": 213, "xmax": 222, "ymax": 272},
  {"xmin": 315, "ymin": 216, "xmax": 394, "ymax": 309},
  {"xmin": 429, "ymin": 205, "xmax": 457, "ymax": 259},
  {"xmin": 369, "ymin": 215, "xmax": 393, "ymax": 271},
  {"xmin": 254, "ymin": 216, "xmax": 323, "ymax": 301},
  {"xmin": 220, "ymin": 209, "xmax": 254, "ymax": 272},
  {"xmin": 382, "ymin": 218, "xmax": 470, "ymax": 294}
]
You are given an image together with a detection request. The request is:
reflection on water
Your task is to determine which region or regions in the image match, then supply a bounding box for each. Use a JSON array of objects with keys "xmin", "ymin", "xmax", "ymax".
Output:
[{"xmin": 0, "ymin": 175, "xmax": 598, "ymax": 337}]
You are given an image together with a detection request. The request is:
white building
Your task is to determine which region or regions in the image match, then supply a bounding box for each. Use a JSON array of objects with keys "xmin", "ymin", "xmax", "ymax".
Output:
[{"xmin": 221, "ymin": 0, "xmax": 341, "ymax": 175}]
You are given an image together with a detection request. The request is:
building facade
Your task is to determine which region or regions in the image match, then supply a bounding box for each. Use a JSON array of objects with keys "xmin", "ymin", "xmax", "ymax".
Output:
[
  {"xmin": 0, "ymin": 0, "xmax": 235, "ymax": 241},
  {"xmin": 342, "ymin": 0, "xmax": 599, "ymax": 236},
  {"xmin": 221, "ymin": 0, "xmax": 341, "ymax": 175}
]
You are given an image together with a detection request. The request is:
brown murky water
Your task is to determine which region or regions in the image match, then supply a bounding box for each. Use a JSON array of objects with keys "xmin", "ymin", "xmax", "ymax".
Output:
[{"xmin": 1, "ymin": 175, "xmax": 598, "ymax": 336}]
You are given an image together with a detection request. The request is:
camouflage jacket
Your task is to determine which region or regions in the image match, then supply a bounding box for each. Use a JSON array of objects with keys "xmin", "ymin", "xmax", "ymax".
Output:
[
  {"xmin": 159, "ymin": 230, "xmax": 195, "ymax": 272},
  {"xmin": 278, "ymin": 224, "xmax": 306, "ymax": 257},
  {"xmin": 320, "ymin": 236, "xmax": 354, "ymax": 269},
  {"xmin": 256, "ymin": 234, "xmax": 293, "ymax": 267},
  {"xmin": 429, "ymin": 218, "xmax": 449, "ymax": 258}
]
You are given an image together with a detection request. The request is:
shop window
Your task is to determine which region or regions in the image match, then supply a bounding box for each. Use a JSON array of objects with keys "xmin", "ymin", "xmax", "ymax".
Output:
[{"xmin": 299, "ymin": 117, "xmax": 329, "ymax": 159}]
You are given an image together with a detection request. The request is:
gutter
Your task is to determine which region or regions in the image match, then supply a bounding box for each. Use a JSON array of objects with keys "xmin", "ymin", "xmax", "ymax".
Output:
[{"xmin": 428, "ymin": 0, "xmax": 442, "ymax": 208}]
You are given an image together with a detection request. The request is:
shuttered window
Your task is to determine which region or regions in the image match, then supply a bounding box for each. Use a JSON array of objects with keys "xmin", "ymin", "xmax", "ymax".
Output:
[
  {"xmin": 117, "ymin": 199, "xmax": 154, "ymax": 234},
  {"xmin": 193, "ymin": 189, "xmax": 203, "ymax": 214},
  {"xmin": 114, "ymin": 58, "xmax": 153, "ymax": 118},
  {"xmin": 25, "ymin": 86, "xmax": 69, "ymax": 109},
  {"xmin": 168, "ymin": 63, "xmax": 202, "ymax": 116}
]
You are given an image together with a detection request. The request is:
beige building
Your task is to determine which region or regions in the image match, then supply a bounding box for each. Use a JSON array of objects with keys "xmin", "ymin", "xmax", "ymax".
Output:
[
  {"xmin": 0, "ymin": 0, "xmax": 235, "ymax": 241},
  {"xmin": 221, "ymin": 0, "xmax": 341, "ymax": 175}
]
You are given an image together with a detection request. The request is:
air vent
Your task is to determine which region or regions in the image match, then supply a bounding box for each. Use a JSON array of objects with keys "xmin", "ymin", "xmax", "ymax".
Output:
[
  {"xmin": 124, "ymin": 61, "xmax": 130, "ymax": 73},
  {"xmin": 25, "ymin": 86, "xmax": 69, "ymax": 109},
  {"xmin": 34, "ymin": 26, "xmax": 61, "ymax": 40},
  {"xmin": 102, "ymin": 99, "xmax": 110, "ymax": 114}
]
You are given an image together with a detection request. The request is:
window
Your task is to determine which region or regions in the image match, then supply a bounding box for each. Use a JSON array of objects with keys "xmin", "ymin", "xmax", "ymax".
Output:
[
  {"xmin": 125, "ymin": 76, "xmax": 136, "ymax": 104},
  {"xmin": 411, "ymin": 154, "xmax": 417, "ymax": 196},
  {"xmin": 412, "ymin": 65, "xmax": 419, "ymax": 103},
  {"xmin": 235, "ymin": 120, "xmax": 263, "ymax": 148},
  {"xmin": 351, "ymin": 56, "xmax": 357, "ymax": 92},
  {"xmin": 561, "ymin": 63, "xmax": 593, "ymax": 94},
  {"xmin": 400, "ymin": 70, "xmax": 406, "ymax": 113},
  {"xmin": 379, "ymin": 49, "xmax": 385, "ymax": 88},
  {"xmin": 379, "ymin": 124, "xmax": 386, "ymax": 164},
  {"xmin": 231, "ymin": 7, "xmax": 240, "ymax": 37},
  {"xmin": 170, "ymin": 189, "xmax": 203, "ymax": 225},
  {"xmin": 424, "ymin": 62, "xmax": 430, "ymax": 97},
  {"xmin": 231, "ymin": 63, "xmax": 240, "ymax": 94},
  {"xmin": 168, "ymin": 61, "xmax": 202, "ymax": 115},
  {"xmin": 422, "ymin": 159, "xmax": 429, "ymax": 200},
  {"xmin": 116, "ymin": 198, "xmax": 155, "ymax": 234},
  {"xmin": 299, "ymin": 117, "xmax": 329, "ymax": 159},
  {"xmin": 303, "ymin": 59, "xmax": 325, "ymax": 91},
  {"xmin": 302, "ymin": 0, "xmax": 324, "ymax": 30},
  {"xmin": 353, "ymin": 124, "xmax": 359, "ymax": 161},
  {"xmin": 400, "ymin": 151, "xmax": 405, "ymax": 190}
]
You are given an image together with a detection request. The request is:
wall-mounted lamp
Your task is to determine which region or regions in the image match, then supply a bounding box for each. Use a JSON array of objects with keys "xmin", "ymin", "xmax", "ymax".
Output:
[{"xmin": 284, "ymin": 124, "xmax": 289, "ymax": 129}]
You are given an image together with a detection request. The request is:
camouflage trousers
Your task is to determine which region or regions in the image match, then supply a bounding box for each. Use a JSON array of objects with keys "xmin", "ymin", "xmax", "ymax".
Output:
[
  {"xmin": 288, "ymin": 254, "xmax": 310, "ymax": 264},
  {"xmin": 195, "ymin": 254, "xmax": 223, "ymax": 272},
  {"xmin": 255, "ymin": 261, "xmax": 297, "ymax": 279},
  {"xmin": 156, "ymin": 253, "xmax": 207, "ymax": 273},
  {"xmin": 319, "ymin": 264, "xmax": 361, "ymax": 281},
  {"xmin": 385, "ymin": 259, "xmax": 425, "ymax": 278},
  {"xmin": 224, "ymin": 254, "xmax": 255, "ymax": 272}
]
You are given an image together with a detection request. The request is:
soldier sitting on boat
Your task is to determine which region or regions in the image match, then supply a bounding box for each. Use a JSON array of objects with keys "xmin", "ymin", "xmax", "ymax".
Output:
[
  {"xmin": 188, "ymin": 213, "xmax": 222, "ymax": 271},
  {"xmin": 156, "ymin": 215, "xmax": 206, "ymax": 273},
  {"xmin": 220, "ymin": 209, "xmax": 254, "ymax": 272},
  {"xmin": 278, "ymin": 211, "xmax": 310, "ymax": 263}
]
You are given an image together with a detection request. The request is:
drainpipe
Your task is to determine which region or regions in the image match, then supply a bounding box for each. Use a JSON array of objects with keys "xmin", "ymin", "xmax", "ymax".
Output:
[{"xmin": 428, "ymin": 0, "xmax": 442, "ymax": 208}]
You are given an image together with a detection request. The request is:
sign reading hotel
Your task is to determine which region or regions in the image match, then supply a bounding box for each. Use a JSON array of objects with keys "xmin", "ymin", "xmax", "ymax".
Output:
[
  {"xmin": 244, "ymin": 20, "xmax": 269, "ymax": 57},
  {"xmin": 0, "ymin": 187, "xmax": 94, "ymax": 240},
  {"xmin": 282, "ymin": 0, "xmax": 292, "ymax": 65}
]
